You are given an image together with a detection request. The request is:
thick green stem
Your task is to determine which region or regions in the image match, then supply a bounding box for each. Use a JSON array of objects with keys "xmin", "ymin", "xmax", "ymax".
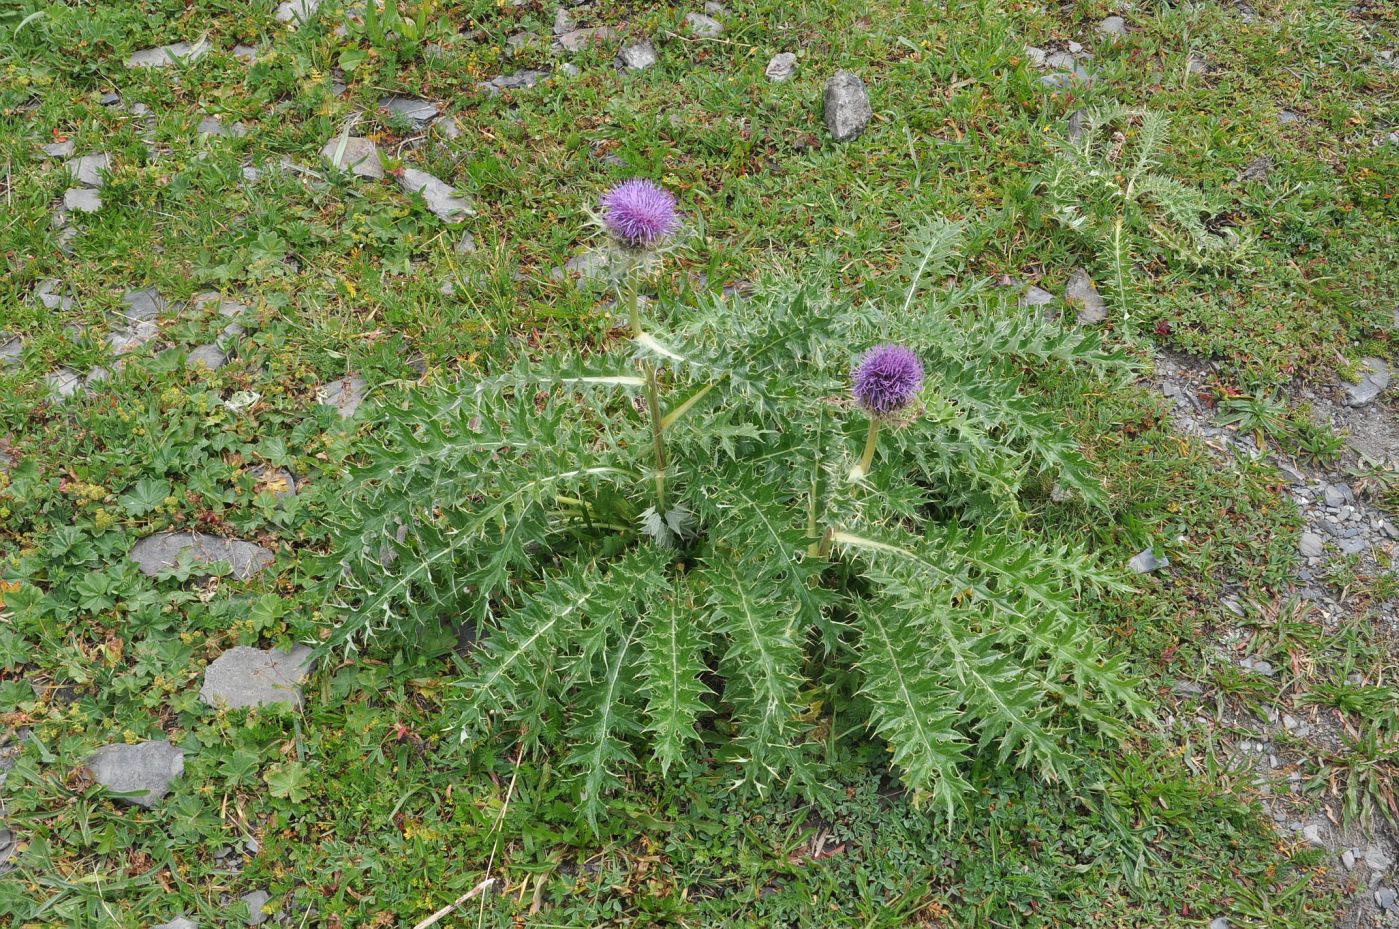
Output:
[
  {"xmin": 623, "ymin": 280, "xmax": 668, "ymax": 510},
  {"xmin": 848, "ymin": 418, "xmax": 881, "ymax": 482}
]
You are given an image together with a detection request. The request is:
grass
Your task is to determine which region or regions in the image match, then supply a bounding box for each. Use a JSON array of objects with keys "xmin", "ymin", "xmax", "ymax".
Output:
[{"xmin": 1, "ymin": 0, "xmax": 1396, "ymax": 926}]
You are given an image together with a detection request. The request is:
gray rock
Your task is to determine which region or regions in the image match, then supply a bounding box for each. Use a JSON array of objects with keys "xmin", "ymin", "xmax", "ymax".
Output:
[
  {"xmin": 456, "ymin": 232, "xmax": 478, "ymax": 255},
  {"xmin": 1064, "ymin": 268, "xmax": 1106, "ymax": 324},
  {"xmin": 1381, "ymin": 519, "xmax": 1399, "ymax": 541},
  {"xmin": 1342, "ymin": 357, "xmax": 1390, "ymax": 407},
  {"xmin": 1278, "ymin": 110, "xmax": 1299, "ymax": 125},
  {"xmin": 1237, "ymin": 156, "xmax": 1272, "ymax": 183},
  {"xmin": 617, "ymin": 40, "xmax": 658, "ymax": 71},
  {"xmin": 685, "ymin": 12, "xmax": 723, "ymax": 37},
  {"xmin": 765, "ymin": 52, "xmax": 798, "ymax": 82},
  {"xmin": 398, "ymin": 168, "xmax": 472, "ymax": 222},
  {"xmin": 379, "ymin": 96, "xmax": 440, "ymax": 127},
  {"xmin": 1097, "ymin": 16, "xmax": 1127, "ymax": 36},
  {"xmin": 1301, "ymin": 823, "xmax": 1325, "ymax": 846},
  {"xmin": 251, "ymin": 465, "xmax": 297, "ymax": 499},
  {"xmin": 126, "ymin": 40, "xmax": 209, "ymax": 69},
  {"xmin": 1208, "ymin": 918, "xmax": 1229, "ymax": 929},
  {"xmin": 86, "ymin": 741, "xmax": 184, "ymax": 808},
  {"xmin": 1128, "ymin": 546, "xmax": 1169, "ymax": 574},
  {"xmin": 553, "ymin": 8, "xmax": 575, "ymax": 35},
  {"xmin": 122, "ymin": 287, "xmax": 166, "ymax": 321},
  {"xmin": 1020, "ymin": 285, "xmax": 1055, "ymax": 308},
  {"xmin": 233, "ymin": 45, "xmax": 258, "ymax": 62},
  {"xmin": 1240, "ymin": 656, "xmax": 1275, "ymax": 677},
  {"xmin": 66, "ymin": 153, "xmax": 111, "ymax": 188},
  {"xmin": 1368, "ymin": 844, "xmax": 1394, "ymax": 871},
  {"xmin": 1376, "ymin": 888, "xmax": 1396, "ymax": 911},
  {"xmin": 317, "ymin": 374, "xmax": 367, "ymax": 418},
  {"xmin": 107, "ymin": 321, "xmax": 159, "ymax": 356},
  {"xmin": 0, "ymin": 336, "xmax": 19, "ymax": 366},
  {"xmin": 64, "ymin": 188, "xmax": 102, "ymax": 213},
  {"xmin": 558, "ymin": 247, "xmax": 615, "ymax": 282},
  {"xmin": 42, "ymin": 139, "xmax": 76, "ymax": 159},
  {"xmin": 241, "ymin": 890, "xmax": 271, "ymax": 926},
  {"xmin": 1040, "ymin": 65, "xmax": 1092, "ymax": 88},
  {"xmin": 46, "ymin": 367, "xmax": 83, "ymax": 398},
  {"xmin": 1323, "ymin": 484, "xmax": 1350, "ymax": 507},
  {"xmin": 321, "ymin": 136, "xmax": 383, "ymax": 179},
  {"xmin": 153, "ymin": 918, "xmax": 197, "ymax": 929},
  {"xmin": 130, "ymin": 532, "xmax": 274, "ymax": 580},
  {"xmin": 555, "ymin": 26, "xmax": 617, "ymax": 53},
  {"xmin": 478, "ymin": 69, "xmax": 550, "ymax": 94},
  {"xmin": 275, "ymin": 0, "xmax": 319, "ymax": 23},
  {"xmin": 823, "ymin": 70, "xmax": 872, "ymax": 142},
  {"xmin": 36, "ymin": 278, "xmax": 75, "ymax": 310},
  {"xmin": 198, "ymin": 117, "xmax": 247, "ymax": 138},
  {"xmin": 1343, "ymin": 849, "xmax": 1357, "ymax": 870},
  {"xmin": 186, "ymin": 344, "xmax": 228, "ymax": 370},
  {"xmin": 200, "ymin": 645, "xmax": 314, "ymax": 710}
]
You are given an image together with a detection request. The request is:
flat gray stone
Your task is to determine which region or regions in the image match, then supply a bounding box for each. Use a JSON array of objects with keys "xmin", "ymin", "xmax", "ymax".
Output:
[
  {"xmin": 1208, "ymin": 919, "xmax": 1229, "ymax": 929},
  {"xmin": 1342, "ymin": 357, "xmax": 1390, "ymax": 407},
  {"xmin": 555, "ymin": 26, "xmax": 616, "ymax": 53},
  {"xmin": 126, "ymin": 40, "xmax": 209, "ymax": 69},
  {"xmin": 36, "ymin": 278, "xmax": 75, "ymax": 310},
  {"xmin": 1064, "ymin": 268, "xmax": 1106, "ymax": 324},
  {"xmin": 1020, "ymin": 285, "xmax": 1054, "ymax": 308},
  {"xmin": 553, "ymin": 8, "xmax": 575, "ymax": 35},
  {"xmin": 765, "ymin": 52, "xmax": 797, "ymax": 82},
  {"xmin": 379, "ymin": 96, "xmax": 439, "ymax": 126},
  {"xmin": 198, "ymin": 117, "xmax": 247, "ymax": 138},
  {"xmin": 1097, "ymin": 16, "xmax": 1126, "ymax": 36},
  {"xmin": 46, "ymin": 367, "xmax": 82, "ymax": 398},
  {"xmin": 477, "ymin": 69, "xmax": 549, "ymax": 94},
  {"xmin": 275, "ymin": 0, "xmax": 319, "ymax": 23},
  {"xmin": 153, "ymin": 918, "xmax": 196, "ymax": 929},
  {"xmin": 1300, "ymin": 531, "xmax": 1325, "ymax": 557},
  {"xmin": 0, "ymin": 336, "xmax": 19, "ymax": 366},
  {"xmin": 66, "ymin": 153, "xmax": 111, "ymax": 188},
  {"xmin": 241, "ymin": 890, "xmax": 271, "ymax": 926},
  {"xmin": 64, "ymin": 188, "xmax": 101, "ymax": 213},
  {"xmin": 42, "ymin": 139, "xmax": 76, "ymax": 158},
  {"xmin": 87, "ymin": 740, "xmax": 184, "ymax": 808},
  {"xmin": 1278, "ymin": 110, "xmax": 1299, "ymax": 125},
  {"xmin": 685, "ymin": 12, "xmax": 723, "ymax": 36},
  {"xmin": 233, "ymin": 44, "xmax": 258, "ymax": 62},
  {"xmin": 398, "ymin": 168, "xmax": 471, "ymax": 222},
  {"xmin": 1377, "ymin": 888, "xmax": 1396, "ymax": 911},
  {"xmin": 122, "ymin": 287, "xmax": 166, "ymax": 321},
  {"xmin": 251, "ymin": 465, "xmax": 297, "ymax": 499},
  {"xmin": 321, "ymin": 136, "xmax": 383, "ymax": 179},
  {"xmin": 107, "ymin": 321, "xmax": 159, "ymax": 356},
  {"xmin": 186, "ymin": 344, "xmax": 228, "ymax": 370},
  {"xmin": 200, "ymin": 645, "xmax": 314, "ymax": 710},
  {"xmin": 617, "ymin": 40, "xmax": 658, "ymax": 71},
  {"xmin": 1368, "ymin": 843, "xmax": 1395, "ymax": 871},
  {"xmin": 130, "ymin": 531, "xmax": 274, "ymax": 579},
  {"xmin": 1128, "ymin": 546, "xmax": 1169, "ymax": 574},
  {"xmin": 317, "ymin": 374, "xmax": 367, "ymax": 418},
  {"xmin": 823, "ymin": 70, "xmax": 872, "ymax": 142}
]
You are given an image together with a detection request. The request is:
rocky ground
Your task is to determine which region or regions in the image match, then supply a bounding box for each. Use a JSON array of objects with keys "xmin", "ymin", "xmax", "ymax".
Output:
[{"xmin": 1153, "ymin": 349, "xmax": 1399, "ymax": 928}]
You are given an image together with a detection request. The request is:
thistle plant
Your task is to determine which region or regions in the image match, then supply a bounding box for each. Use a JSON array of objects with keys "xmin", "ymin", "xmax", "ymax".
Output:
[
  {"xmin": 323, "ymin": 198, "xmax": 1148, "ymax": 826},
  {"xmin": 1041, "ymin": 106, "xmax": 1252, "ymax": 319}
]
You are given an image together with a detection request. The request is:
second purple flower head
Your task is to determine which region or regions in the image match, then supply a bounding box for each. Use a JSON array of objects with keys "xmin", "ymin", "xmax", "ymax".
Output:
[
  {"xmin": 853, "ymin": 344, "xmax": 924, "ymax": 416},
  {"xmin": 600, "ymin": 179, "xmax": 681, "ymax": 249}
]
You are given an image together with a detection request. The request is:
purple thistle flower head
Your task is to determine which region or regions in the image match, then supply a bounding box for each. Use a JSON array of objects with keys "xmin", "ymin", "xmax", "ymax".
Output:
[
  {"xmin": 853, "ymin": 344, "xmax": 924, "ymax": 416},
  {"xmin": 600, "ymin": 179, "xmax": 681, "ymax": 249}
]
